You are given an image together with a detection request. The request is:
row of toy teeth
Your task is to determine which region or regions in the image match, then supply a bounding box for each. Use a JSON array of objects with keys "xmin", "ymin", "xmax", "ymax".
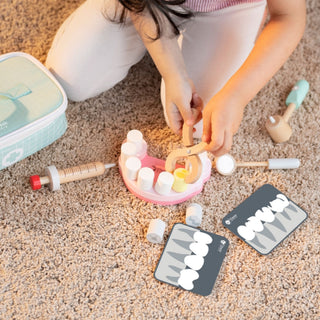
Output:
[
  {"xmin": 124, "ymin": 156, "xmax": 176, "ymax": 195},
  {"xmin": 121, "ymin": 129, "xmax": 177, "ymax": 194},
  {"xmin": 121, "ymin": 130, "xmax": 194, "ymax": 195},
  {"xmin": 178, "ymin": 231, "xmax": 213, "ymax": 290},
  {"xmin": 237, "ymin": 194, "xmax": 291, "ymax": 241}
]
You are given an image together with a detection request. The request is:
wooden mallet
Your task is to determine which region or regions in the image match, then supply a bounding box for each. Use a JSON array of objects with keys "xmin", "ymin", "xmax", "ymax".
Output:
[{"xmin": 265, "ymin": 80, "xmax": 309, "ymax": 143}]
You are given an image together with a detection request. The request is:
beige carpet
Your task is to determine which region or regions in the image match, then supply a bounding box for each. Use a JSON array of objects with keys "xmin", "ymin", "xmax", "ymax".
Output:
[{"xmin": 1, "ymin": 1, "xmax": 319, "ymax": 319}]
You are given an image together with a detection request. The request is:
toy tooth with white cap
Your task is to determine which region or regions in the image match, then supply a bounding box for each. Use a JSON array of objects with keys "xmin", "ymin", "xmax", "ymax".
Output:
[{"xmin": 214, "ymin": 153, "xmax": 300, "ymax": 176}]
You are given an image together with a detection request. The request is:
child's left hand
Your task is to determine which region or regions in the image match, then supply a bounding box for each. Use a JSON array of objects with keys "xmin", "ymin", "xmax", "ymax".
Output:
[{"xmin": 201, "ymin": 91, "xmax": 245, "ymax": 156}]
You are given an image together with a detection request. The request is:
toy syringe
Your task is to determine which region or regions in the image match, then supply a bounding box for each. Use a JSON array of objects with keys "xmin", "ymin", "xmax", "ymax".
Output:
[{"xmin": 30, "ymin": 162, "xmax": 116, "ymax": 191}]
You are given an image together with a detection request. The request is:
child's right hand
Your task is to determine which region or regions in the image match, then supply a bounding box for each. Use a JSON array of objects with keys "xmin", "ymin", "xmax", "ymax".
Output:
[{"xmin": 164, "ymin": 75, "xmax": 203, "ymax": 136}]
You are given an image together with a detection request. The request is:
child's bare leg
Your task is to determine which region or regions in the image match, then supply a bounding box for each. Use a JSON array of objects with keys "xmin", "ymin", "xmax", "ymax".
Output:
[{"xmin": 46, "ymin": 0, "xmax": 146, "ymax": 101}]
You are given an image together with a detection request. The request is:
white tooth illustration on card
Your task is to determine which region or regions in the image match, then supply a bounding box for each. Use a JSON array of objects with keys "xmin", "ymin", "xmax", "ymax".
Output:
[
  {"xmin": 178, "ymin": 269, "xmax": 200, "ymax": 291},
  {"xmin": 237, "ymin": 225, "xmax": 256, "ymax": 241},
  {"xmin": 246, "ymin": 216, "xmax": 264, "ymax": 232},
  {"xmin": 193, "ymin": 231, "xmax": 213, "ymax": 244},
  {"xmin": 268, "ymin": 194, "xmax": 289, "ymax": 212},
  {"xmin": 189, "ymin": 242, "xmax": 209, "ymax": 257},
  {"xmin": 184, "ymin": 255, "xmax": 204, "ymax": 271},
  {"xmin": 255, "ymin": 207, "xmax": 275, "ymax": 222}
]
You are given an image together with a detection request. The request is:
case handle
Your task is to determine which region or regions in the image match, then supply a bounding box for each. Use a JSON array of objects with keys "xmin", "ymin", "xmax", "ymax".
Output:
[{"xmin": 0, "ymin": 84, "xmax": 32, "ymax": 101}]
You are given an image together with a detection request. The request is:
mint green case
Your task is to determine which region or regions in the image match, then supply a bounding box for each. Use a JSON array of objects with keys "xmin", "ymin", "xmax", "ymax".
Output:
[{"xmin": 0, "ymin": 52, "xmax": 68, "ymax": 170}]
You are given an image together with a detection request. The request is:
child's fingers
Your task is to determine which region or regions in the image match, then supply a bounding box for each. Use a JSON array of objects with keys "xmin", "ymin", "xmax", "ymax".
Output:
[
  {"xmin": 203, "ymin": 116, "xmax": 233, "ymax": 155},
  {"xmin": 166, "ymin": 101, "xmax": 183, "ymax": 134},
  {"xmin": 206, "ymin": 127, "xmax": 225, "ymax": 154},
  {"xmin": 201, "ymin": 111, "xmax": 212, "ymax": 144},
  {"xmin": 191, "ymin": 93, "xmax": 203, "ymax": 124},
  {"xmin": 210, "ymin": 130, "xmax": 233, "ymax": 157},
  {"xmin": 179, "ymin": 105, "xmax": 194, "ymax": 127}
]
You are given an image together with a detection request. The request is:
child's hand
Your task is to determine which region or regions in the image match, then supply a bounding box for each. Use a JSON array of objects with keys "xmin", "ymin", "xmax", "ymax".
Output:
[
  {"xmin": 164, "ymin": 76, "xmax": 203, "ymax": 135},
  {"xmin": 202, "ymin": 91, "xmax": 245, "ymax": 156}
]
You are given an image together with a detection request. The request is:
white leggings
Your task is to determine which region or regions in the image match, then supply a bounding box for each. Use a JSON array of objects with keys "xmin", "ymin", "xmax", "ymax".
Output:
[{"xmin": 46, "ymin": 0, "xmax": 266, "ymax": 135}]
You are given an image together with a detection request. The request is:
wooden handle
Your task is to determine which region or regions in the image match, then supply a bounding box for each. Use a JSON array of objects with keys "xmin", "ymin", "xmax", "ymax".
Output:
[
  {"xmin": 236, "ymin": 161, "xmax": 269, "ymax": 168},
  {"xmin": 282, "ymin": 103, "xmax": 296, "ymax": 123},
  {"xmin": 182, "ymin": 124, "xmax": 194, "ymax": 146},
  {"xmin": 165, "ymin": 142, "xmax": 207, "ymax": 173}
]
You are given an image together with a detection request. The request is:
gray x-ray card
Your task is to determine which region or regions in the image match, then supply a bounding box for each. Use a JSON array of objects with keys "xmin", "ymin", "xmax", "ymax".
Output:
[
  {"xmin": 154, "ymin": 223, "xmax": 229, "ymax": 296},
  {"xmin": 223, "ymin": 184, "xmax": 308, "ymax": 255}
]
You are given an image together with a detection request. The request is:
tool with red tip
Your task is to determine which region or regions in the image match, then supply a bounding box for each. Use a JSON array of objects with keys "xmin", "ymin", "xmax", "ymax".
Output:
[{"xmin": 30, "ymin": 162, "xmax": 115, "ymax": 191}]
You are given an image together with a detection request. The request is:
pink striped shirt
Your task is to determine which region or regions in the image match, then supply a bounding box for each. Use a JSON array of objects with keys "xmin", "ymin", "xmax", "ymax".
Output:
[{"xmin": 183, "ymin": 0, "xmax": 265, "ymax": 12}]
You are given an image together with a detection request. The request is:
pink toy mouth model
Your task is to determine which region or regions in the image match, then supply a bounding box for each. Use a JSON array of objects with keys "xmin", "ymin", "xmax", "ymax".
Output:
[{"xmin": 119, "ymin": 139, "xmax": 212, "ymax": 205}]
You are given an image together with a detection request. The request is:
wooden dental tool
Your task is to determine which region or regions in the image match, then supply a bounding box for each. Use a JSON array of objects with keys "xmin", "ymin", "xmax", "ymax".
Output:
[
  {"xmin": 165, "ymin": 125, "xmax": 208, "ymax": 184},
  {"xmin": 265, "ymin": 80, "xmax": 309, "ymax": 143},
  {"xmin": 214, "ymin": 154, "xmax": 300, "ymax": 176}
]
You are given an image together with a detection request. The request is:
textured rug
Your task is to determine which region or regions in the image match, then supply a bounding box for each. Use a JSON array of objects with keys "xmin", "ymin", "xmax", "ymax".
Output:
[{"xmin": 0, "ymin": 0, "xmax": 319, "ymax": 319}]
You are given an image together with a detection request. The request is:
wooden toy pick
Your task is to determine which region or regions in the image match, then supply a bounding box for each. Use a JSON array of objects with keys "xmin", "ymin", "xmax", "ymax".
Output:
[
  {"xmin": 165, "ymin": 125, "xmax": 208, "ymax": 184},
  {"xmin": 213, "ymin": 153, "xmax": 300, "ymax": 176},
  {"xmin": 265, "ymin": 80, "xmax": 309, "ymax": 143}
]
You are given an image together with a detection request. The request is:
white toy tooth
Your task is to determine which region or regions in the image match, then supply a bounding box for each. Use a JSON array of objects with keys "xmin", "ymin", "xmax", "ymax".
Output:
[
  {"xmin": 186, "ymin": 203, "xmax": 203, "ymax": 227},
  {"xmin": 146, "ymin": 219, "xmax": 166, "ymax": 244},
  {"xmin": 137, "ymin": 167, "xmax": 155, "ymax": 191},
  {"xmin": 125, "ymin": 156, "xmax": 141, "ymax": 181}
]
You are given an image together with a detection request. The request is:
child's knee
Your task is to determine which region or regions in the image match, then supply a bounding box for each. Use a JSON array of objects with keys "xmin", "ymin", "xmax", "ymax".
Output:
[{"xmin": 45, "ymin": 60, "xmax": 88, "ymax": 101}]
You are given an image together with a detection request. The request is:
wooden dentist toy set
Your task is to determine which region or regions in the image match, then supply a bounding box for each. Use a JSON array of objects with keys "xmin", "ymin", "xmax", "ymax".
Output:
[
  {"xmin": 29, "ymin": 80, "xmax": 309, "ymax": 203},
  {"xmin": 27, "ymin": 79, "xmax": 310, "ymax": 296}
]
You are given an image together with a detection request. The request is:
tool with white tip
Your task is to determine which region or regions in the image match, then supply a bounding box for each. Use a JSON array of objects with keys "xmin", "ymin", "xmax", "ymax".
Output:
[
  {"xmin": 214, "ymin": 154, "xmax": 300, "ymax": 176},
  {"xmin": 30, "ymin": 162, "xmax": 116, "ymax": 191}
]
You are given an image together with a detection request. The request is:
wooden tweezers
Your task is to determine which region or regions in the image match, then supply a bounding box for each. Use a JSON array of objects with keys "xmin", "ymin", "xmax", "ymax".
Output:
[{"xmin": 165, "ymin": 124, "xmax": 208, "ymax": 184}]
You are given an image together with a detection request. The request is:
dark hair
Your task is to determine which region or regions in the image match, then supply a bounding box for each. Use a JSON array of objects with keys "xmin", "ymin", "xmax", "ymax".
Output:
[{"xmin": 113, "ymin": 0, "xmax": 193, "ymax": 40}]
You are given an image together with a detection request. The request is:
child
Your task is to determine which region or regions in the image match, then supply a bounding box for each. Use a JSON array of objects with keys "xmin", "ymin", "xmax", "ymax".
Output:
[{"xmin": 46, "ymin": 0, "xmax": 306, "ymax": 156}]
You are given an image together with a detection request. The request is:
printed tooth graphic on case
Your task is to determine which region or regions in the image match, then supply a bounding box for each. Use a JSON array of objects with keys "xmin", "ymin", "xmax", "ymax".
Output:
[
  {"xmin": 154, "ymin": 223, "xmax": 229, "ymax": 296},
  {"xmin": 223, "ymin": 184, "xmax": 308, "ymax": 255}
]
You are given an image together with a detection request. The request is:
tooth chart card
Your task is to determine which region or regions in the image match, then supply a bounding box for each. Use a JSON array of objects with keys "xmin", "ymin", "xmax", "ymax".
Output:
[
  {"xmin": 222, "ymin": 184, "xmax": 308, "ymax": 255},
  {"xmin": 154, "ymin": 223, "xmax": 229, "ymax": 296}
]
